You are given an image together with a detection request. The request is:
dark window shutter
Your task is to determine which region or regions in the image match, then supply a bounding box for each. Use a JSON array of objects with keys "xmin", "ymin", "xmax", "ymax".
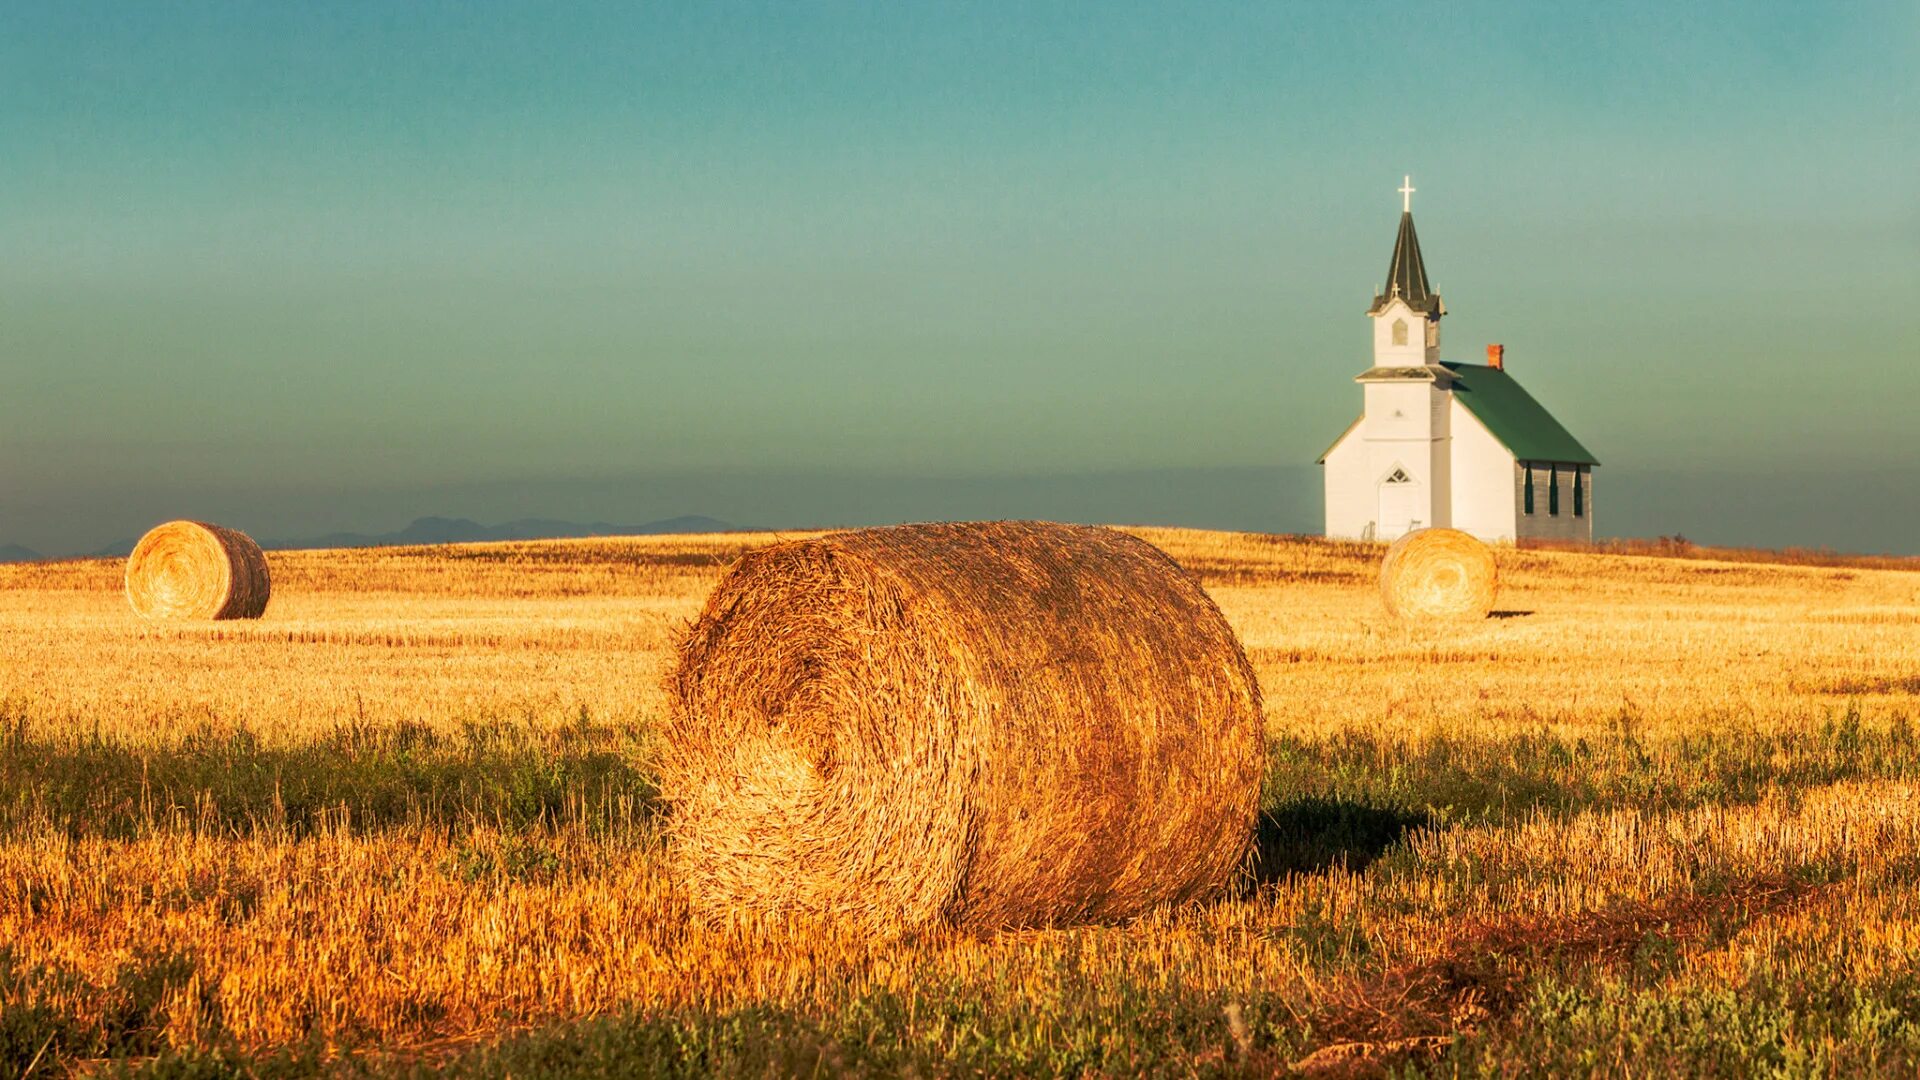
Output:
[
  {"xmin": 1523, "ymin": 464, "xmax": 1534, "ymax": 515},
  {"xmin": 1574, "ymin": 467, "xmax": 1586, "ymax": 517},
  {"xmin": 1549, "ymin": 466, "xmax": 1560, "ymax": 516}
]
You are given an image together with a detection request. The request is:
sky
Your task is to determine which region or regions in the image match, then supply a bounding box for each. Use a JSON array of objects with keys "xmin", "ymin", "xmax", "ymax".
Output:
[{"xmin": 2, "ymin": 1, "xmax": 1917, "ymax": 555}]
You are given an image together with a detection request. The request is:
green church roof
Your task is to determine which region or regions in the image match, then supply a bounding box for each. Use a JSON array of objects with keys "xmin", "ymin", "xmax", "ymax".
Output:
[{"xmin": 1441, "ymin": 362, "xmax": 1599, "ymax": 466}]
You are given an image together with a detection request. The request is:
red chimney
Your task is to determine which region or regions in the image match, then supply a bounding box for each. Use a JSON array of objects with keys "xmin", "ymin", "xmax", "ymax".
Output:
[{"xmin": 1487, "ymin": 343, "xmax": 1505, "ymax": 370}]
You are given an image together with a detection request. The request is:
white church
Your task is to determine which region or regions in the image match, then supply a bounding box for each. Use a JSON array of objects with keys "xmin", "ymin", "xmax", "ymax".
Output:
[{"xmin": 1320, "ymin": 180, "xmax": 1598, "ymax": 544}]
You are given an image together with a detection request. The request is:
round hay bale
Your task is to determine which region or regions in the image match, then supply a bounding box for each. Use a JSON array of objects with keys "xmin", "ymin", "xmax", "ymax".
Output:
[
  {"xmin": 1379, "ymin": 527, "xmax": 1498, "ymax": 621},
  {"xmin": 661, "ymin": 520, "xmax": 1265, "ymax": 933},
  {"xmin": 125, "ymin": 521, "xmax": 271, "ymax": 621}
]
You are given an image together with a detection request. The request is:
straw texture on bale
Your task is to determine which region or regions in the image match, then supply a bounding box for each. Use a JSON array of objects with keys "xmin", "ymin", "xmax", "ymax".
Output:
[
  {"xmin": 1379, "ymin": 527, "xmax": 1498, "ymax": 621},
  {"xmin": 125, "ymin": 521, "xmax": 271, "ymax": 621},
  {"xmin": 662, "ymin": 520, "xmax": 1266, "ymax": 933}
]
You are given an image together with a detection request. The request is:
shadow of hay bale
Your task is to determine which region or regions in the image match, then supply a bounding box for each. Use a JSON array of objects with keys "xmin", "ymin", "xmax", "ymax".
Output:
[{"xmin": 1251, "ymin": 798, "xmax": 1431, "ymax": 882}]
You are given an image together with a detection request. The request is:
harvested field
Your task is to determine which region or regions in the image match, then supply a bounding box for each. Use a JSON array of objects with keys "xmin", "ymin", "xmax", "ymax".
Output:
[{"xmin": 3, "ymin": 527, "xmax": 1920, "ymax": 1076}]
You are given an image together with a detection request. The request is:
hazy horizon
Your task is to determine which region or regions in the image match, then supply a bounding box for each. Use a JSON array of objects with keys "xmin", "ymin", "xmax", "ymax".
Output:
[
  {"xmin": 5, "ymin": 2, "xmax": 1917, "ymax": 556},
  {"xmin": 9, "ymin": 463, "xmax": 1920, "ymax": 559}
]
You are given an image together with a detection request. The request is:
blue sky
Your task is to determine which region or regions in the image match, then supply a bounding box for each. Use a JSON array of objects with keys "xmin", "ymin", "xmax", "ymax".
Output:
[{"xmin": 3, "ymin": 2, "xmax": 1916, "ymax": 553}]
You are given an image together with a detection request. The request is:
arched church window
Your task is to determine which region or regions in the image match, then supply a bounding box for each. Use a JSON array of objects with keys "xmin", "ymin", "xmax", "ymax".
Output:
[
  {"xmin": 1523, "ymin": 464, "xmax": 1534, "ymax": 515},
  {"xmin": 1574, "ymin": 467, "xmax": 1586, "ymax": 517},
  {"xmin": 1391, "ymin": 319, "xmax": 1408, "ymax": 346},
  {"xmin": 1549, "ymin": 466, "xmax": 1560, "ymax": 516}
]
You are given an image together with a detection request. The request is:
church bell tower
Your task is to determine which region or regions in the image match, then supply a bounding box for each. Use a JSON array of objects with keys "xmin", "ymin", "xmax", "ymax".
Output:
[
  {"xmin": 1367, "ymin": 176, "xmax": 1445, "ymax": 367},
  {"xmin": 1352, "ymin": 176, "xmax": 1451, "ymax": 535}
]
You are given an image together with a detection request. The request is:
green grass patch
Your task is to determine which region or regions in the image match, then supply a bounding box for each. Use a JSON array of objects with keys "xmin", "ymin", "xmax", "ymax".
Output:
[
  {"xmin": 1267, "ymin": 709, "xmax": 1920, "ymax": 824},
  {"xmin": 1441, "ymin": 968, "xmax": 1920, "ymax": 1077},
  {"xmin": 0, "ymin": 713, "xmax": 654, "ymax": 839},
  {"xmin": 110, "ymin": 980, "xmax": 1299, "ymax": 1079}
]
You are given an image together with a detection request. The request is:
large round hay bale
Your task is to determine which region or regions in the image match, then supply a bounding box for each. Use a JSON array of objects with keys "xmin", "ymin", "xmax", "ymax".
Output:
[
  {"xmin": 1379, "ymin": 527, "xmax": 1497, "ymax": 621},
  {"xmin": 661, "ymin": 520, "xmax": 1265, "ymax": 933},
  {"xmin": 125, "ymin": 521, "xmax": 271, "ymax": 621}
]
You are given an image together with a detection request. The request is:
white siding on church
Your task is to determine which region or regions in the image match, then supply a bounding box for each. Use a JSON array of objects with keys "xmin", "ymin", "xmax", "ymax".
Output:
[
  {"xmin": 1448, "ymin": 401, "xmax": 1518, "ymax": 542},
  {"xmin": 1322, "ymin": 378, "xmax": 1461, "ymax": 541},
  {"xmin": 1427, "ymin": 384, "xmax": 1451, "ymax": 530},
  {"xmin": 1362, "ymin": 382, "xmax": 1437, "ymax": 442},
  {"xmin": 1360, "ymin": 381, "xmax": 1448, "ymax": 539},
  {"xmin": 1321, "ymin": 425, "xmax": 1374, "ymax": 540}
]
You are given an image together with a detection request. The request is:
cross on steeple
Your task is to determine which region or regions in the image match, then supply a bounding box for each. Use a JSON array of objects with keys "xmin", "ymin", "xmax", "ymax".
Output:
[{"xmin": 1399, "ymin": 175, "xmax": 1415, "ymax": 213}]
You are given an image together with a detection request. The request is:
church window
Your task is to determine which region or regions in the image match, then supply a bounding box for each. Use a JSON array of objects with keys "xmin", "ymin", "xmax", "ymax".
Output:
[
  {"xmin": 1523, "ymin": 464, "xmax": 1534, "ymax": 515},
  {"xmin": 1385, "ymin": 467, "xmax": 1411, "ymax": 483},
  {"xmin": 1574, "ymin": 467, "xmax": 1586, "ymax": 517},
  {"xmin": 1391, "ymin": 319, "xmax": 1408, "ymax": 346},
  {"xmin": 1549, "ymin": 466, "xmax": 1560, "ymax": 516}
]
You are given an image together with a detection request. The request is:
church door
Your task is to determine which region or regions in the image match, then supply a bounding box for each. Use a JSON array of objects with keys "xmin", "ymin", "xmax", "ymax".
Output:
[{"xmin": 1377, "ymin": 467, "xmax": 1422, "ymax": 540}]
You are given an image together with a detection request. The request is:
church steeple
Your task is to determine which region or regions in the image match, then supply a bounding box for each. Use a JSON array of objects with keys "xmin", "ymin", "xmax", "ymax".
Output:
[
  {"xmin": 1368, "ymin": 178, "xmax": 1443, "ymax": 318},
  {"xmin": 1367, "ymin": 176, "xmax": 1444, "ymax": 367}
]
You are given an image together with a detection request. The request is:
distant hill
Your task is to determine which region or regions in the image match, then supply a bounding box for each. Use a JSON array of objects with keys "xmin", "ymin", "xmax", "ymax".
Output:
[
  {"xmin": 274, "ymin": 515, "xmax": 736, "ymax": 551},
  {"xmin": 0, "ymin": 543, "xmax": 43, "ymax": 564},
  {"xmin": 77, "ymin": 515, "xmax": 734, "ymax": 560}
]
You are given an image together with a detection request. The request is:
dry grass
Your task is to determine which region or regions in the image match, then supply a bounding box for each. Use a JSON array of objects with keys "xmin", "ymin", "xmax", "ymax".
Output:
[
  {"xmin": 2, "ymin": 527, "xmax": 1920, "ymax": 1074},
  {"xmin": 1523, "ymin": 534, "xmax": 1920, "ymax": 572}
]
